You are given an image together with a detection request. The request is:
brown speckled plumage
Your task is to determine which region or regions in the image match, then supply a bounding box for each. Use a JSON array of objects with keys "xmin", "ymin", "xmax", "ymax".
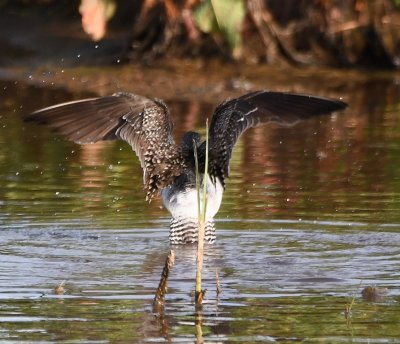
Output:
[
  {"xmin": 25, "ymin": 90, "xmax": 347, "ymax": 243},
  {"xmin": 26, "ymin": 92, "xmax": 185, "ymax": 202},
  {"xmin": 115, "ymin": 98, "xmax": 185, "ymax": 201}
]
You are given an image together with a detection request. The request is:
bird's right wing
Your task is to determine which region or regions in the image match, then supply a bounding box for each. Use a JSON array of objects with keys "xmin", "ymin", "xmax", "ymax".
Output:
[
  {"xmin": 25, "ymin": 92, "xmax": 184, "ymax": 200},
  {"xmin": 204, "ymin": 91, "xmax": 347, "ymax": 186}
]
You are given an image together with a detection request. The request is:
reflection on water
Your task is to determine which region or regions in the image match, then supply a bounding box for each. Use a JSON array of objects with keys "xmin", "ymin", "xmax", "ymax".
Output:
[{"xmin": 1, "ymin": 76, "xmax": 400, "ymax": 342}]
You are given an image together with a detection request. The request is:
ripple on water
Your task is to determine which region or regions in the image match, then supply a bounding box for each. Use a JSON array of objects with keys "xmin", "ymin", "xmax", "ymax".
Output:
[{"xmin": 1, "ymin": 78, "xmax": 400, "ymax": 341}]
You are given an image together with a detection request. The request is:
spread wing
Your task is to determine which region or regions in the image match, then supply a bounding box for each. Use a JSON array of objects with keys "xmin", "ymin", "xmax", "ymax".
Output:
[
  {"xmin": 203, "ymin": 90, "xmax": 347, "ymax": 186},
  {"xmin": 25, "ymin": 92, "xmax": 184, "ymax": 201}
]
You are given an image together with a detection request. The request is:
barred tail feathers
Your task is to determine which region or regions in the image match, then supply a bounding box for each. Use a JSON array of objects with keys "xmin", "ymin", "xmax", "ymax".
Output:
[{"xmin": 169, "ymin": 218, "xmax": 216, "ymax": 244}]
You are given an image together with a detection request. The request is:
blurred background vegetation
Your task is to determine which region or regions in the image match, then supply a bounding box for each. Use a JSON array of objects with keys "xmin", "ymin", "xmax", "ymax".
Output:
[{"xmin": 2, "ymin": 0, "xmax": 400, "ymax": 69}]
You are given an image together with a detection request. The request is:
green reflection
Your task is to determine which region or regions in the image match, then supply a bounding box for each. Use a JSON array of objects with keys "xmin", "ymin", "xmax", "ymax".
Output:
[
  {"xmin": 1, "ymin": 295, "xmax": 399, "ymax": 342},
  {"xmin": 3, "ymin": 78, "xmax": 400, "ymax": 224},
  {"xmin": 1, "ymin": 74, "xmax": 400, "ymax": 343}
]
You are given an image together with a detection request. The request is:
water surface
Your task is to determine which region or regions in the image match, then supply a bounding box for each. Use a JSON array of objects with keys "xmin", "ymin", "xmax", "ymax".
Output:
[{"xmin": 1, "ymin": 77, "xmax": 400, "ymax": 342}]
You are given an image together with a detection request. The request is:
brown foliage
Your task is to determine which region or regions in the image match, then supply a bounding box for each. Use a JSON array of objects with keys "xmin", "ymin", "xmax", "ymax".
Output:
[
  {"xmin": 246, "ymin": 0, "xmax": 400, "ymax": 68},
  {"xmin": 128, "ymin": 0, "xmax": 400, "ymax": 69}
]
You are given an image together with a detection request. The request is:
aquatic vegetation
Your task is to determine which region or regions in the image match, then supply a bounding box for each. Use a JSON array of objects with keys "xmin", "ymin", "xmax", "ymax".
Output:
[{"xmin": 193, "ymin": 119, "xmax": 209, "ymax": 305}]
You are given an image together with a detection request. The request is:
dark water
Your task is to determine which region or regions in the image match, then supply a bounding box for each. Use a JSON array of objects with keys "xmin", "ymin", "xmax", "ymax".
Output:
[{"xmin": 1, "ymin": 77, "xmax": 400, "ymax": 342}]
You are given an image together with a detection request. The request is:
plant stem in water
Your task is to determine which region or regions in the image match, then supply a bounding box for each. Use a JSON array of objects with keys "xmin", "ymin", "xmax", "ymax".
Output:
[{"xmin": 194, "ymin": 119, "xmax": 209, "ymax": 305}]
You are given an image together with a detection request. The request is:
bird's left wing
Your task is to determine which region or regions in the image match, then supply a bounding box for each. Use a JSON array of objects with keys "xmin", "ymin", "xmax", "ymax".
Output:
[
  {"xmin": 25, "ymin": 92, "xmax": 184, "ymax": 200},
  {"xmin": 203, "ymin": 90, "xmax": 347, "ymax": 186}
]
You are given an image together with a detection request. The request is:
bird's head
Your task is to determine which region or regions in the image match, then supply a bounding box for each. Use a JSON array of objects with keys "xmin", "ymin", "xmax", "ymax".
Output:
[
  {"xmin": 181, "ymin": 131, "xmax": 201, "ymax": 150},
  {"xmin": 181, "ymin": 131, "xmax": 202, "ymax": 165}
]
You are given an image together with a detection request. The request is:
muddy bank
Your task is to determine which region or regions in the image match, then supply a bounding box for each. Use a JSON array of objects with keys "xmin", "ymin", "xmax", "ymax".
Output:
[
  {"xmin": 4, "ymin": 1, "xmax": 400, "ymax": 69},
  {"xmin": 0, "ymin": 7, "xmax": 399, "ymax": 106},
  {"xmin": 5, "ymin": 56, "xmax": 399, "ymax": 108}
]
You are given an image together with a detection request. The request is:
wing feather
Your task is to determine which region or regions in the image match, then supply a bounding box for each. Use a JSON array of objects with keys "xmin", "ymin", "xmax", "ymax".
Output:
[
  {"xmin": 204, "ymin": 91, "xmax": 347, "ymax": 185},
  {"xmin": 25, "ymin": 92, "xmax": 184, "ymax": 200}
]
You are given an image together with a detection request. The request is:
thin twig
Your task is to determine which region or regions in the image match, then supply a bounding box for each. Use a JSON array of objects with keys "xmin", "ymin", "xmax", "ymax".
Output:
[{"xmin": 216, "ymin": 270, "xmax": 221, "ymax": 296}]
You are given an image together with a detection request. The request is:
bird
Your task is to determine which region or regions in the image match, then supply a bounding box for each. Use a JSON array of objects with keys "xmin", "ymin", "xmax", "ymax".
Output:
[{"xmin": 25, "ymin": 90, "xmax": 347, "ymax": 244}]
